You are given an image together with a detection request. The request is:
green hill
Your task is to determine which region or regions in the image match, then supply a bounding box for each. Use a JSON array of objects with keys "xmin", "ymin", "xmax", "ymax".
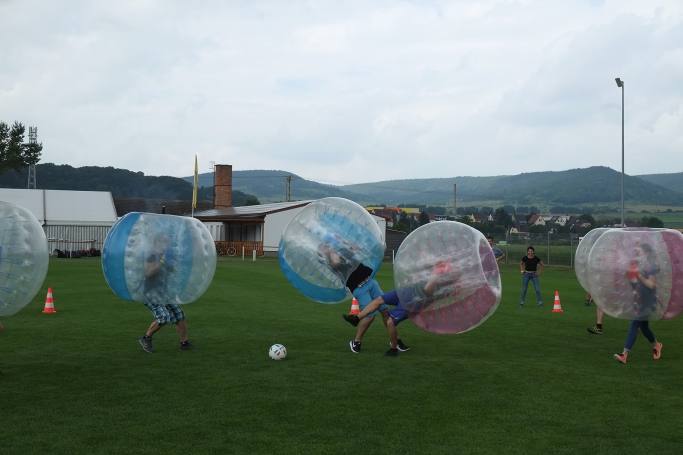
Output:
[
  {"xmin": 0, "ymin": 163, "xmax": 258, "ymax": 205},
  {"xmin": 186, "ymin": 166, "xmax": 683, "ymax": 207},
  {"xmin": 341, "ymin": 166, "xmax": 683, "ymax": 206},
  {"xmin": 636, "ymin": 172, "xmax": 683, "ymax": 195}
]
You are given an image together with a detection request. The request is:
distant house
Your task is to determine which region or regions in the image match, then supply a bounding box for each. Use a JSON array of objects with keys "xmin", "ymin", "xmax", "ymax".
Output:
[
  {"xmin": 509, "ymin": 225, "xmax": 530, "ymax": 239},
  {"xmin": 528, "ymin": 214, "xmax": 543, "ymax": 226}
]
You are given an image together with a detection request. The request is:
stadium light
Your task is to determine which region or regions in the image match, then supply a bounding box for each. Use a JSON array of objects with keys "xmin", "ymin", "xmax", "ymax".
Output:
[{"xmin": 615, "ymin": 77, "xmax": 624, "ymax": 227}]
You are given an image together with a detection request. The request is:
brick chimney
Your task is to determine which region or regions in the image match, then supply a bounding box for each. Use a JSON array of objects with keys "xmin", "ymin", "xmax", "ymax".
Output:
[{"xmin": 214, "ymin": 164, "xmax": 233, "ymax": 208}]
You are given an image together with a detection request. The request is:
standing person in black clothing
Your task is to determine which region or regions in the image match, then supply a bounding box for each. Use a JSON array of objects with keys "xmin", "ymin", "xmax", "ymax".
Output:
[{"xmin": 519, "ymin": 246, "xmax": 544, "ymax": 306}]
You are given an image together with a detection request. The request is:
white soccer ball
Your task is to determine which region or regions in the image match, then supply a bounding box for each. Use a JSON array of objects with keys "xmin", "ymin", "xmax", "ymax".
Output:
[{"xmin": 269, "ymin": 344, "xmax": 287, "ymax": 360}]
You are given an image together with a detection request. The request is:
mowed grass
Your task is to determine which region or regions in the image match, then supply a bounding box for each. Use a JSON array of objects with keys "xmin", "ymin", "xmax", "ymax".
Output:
[{"xmin": 2, "ymin": 258, "xmax": 683, "ymax": 454}]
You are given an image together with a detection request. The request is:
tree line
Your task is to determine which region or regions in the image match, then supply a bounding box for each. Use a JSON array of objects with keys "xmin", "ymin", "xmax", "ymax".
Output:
[{"xmin": 0, "ymin": 121, "xmax": 43, "ymax": 173}]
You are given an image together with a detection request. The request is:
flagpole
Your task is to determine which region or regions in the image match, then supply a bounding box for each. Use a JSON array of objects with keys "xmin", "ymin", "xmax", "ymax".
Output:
[{"xmin": 192, "ymin": 154, "xmax": 198, "ymax": 217}]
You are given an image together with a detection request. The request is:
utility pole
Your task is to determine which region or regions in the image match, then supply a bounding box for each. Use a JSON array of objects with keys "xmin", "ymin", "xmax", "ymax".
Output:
[
  {"xmin": 453, "ymin": 183, "xmax": 457, "ymax": 217},
  {"xmin": 285, "ymin": 175, "xmax": 293, "ymax": 202}
]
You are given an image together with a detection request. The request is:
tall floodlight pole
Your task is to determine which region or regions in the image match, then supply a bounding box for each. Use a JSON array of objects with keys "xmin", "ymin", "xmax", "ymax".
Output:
[{"xmin": 615, "ymin": 77, "xmax": 624, "ymax": 227}]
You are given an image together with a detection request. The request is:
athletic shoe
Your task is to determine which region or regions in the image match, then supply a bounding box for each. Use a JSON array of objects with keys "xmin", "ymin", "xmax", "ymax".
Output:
[
  {"xmin": 349, "ymin": 340, "xmax": 361, "ymax": 353},
  {"xmin": 385, "ymin": 348, "xmax": 399, "ymax": 357},
  {"xmin": 614, "ymin": 353, "xmax": 628, "ymax": 364},
  {"xmin": 536, "ymin": 302, "xmax": 543, "ymax": 307},
  {"xmin": 180, "ymin": 340, "xmax": 193, "ymax": 350},
  {"xmin": 653, "ymin": 342, "xmax": 663, "ymax": 360},
  {"xmin": 138, "ymin": 336, "xmax": 153, "ymax": 353},
  {"xmin": 587, "ymin": 326, "xmax": 603, "ymax": 335},
  {"xmin": 396, "ymin": 339, "xmax": 411, "ymax": 352},
  {"xmin": 519, "ymin": 302, "xmax": 525, "ymax": 307},
  {"xmin": 342, "ymin": 314, "xmax": 360, "ymax": 327}
]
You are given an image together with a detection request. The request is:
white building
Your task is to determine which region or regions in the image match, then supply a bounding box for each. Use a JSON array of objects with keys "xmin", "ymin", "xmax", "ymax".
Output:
[
  {"xmin": 0, "ymin": 188, "xmax": 118, "ymax": 253},
  {"xmin": 194, "ymin": 200, "xmax": 387, "ymax": 255}
]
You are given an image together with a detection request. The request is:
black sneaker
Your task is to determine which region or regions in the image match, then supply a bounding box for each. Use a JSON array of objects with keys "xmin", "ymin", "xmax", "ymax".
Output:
[
  {"xmin": 385, "ymin": 348, "xmax": 399, "ymax": 357},
  {"xmin": 587, "ymin": 326, "xmax": 603, "ymax": 335},
  {"xmin": 180, "ymin": 340, "xmax": 193, "ymax": 350},
  {"xmin": 396, "ymin": 339, "xmax": 411, "ymax": 352},
  {"xmin": 138, "ymin": 336, "xmax": 153, "ymax": 353},
  {"xmin": 349, "ymin": 340, "xmax": 361, "ymax": 353},
  {"xmin": 343, "ymin": 314, "xmax": 360, "ymax": 327}
]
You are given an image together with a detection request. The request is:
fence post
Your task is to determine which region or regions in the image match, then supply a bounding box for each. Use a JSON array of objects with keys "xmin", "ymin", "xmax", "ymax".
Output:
[
  {"xmin": 252, "ymin": 249, "xmax": 256, "ymax": 262},
  {"xmin": 570, "ymin": 234, "xmax": 573, "ymax": 268},
  {"xmin": 242, "ymin": 246, "xmax": 245, "ymax": 261}
]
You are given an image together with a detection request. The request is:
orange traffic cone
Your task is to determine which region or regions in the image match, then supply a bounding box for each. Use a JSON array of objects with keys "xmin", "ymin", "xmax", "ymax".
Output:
[
  {"xmin": 551, "ymin": 290, "xmax": 563, "ymax": 313},
  {"xmin": 42, "ymin": 288, "xmax": 57, "ymax": 314},
  {"xmin": 349, "ymin": 297, "xmax": 360, "ymax": 315}
]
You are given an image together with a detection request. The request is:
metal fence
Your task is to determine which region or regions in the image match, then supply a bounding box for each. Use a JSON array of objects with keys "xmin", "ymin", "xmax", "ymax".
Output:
[
  {"xmin": 44, "ymin": 225, "xmax": 112, "ymax": 257},
  {"xmin": 499, "ymin": 233, "xmax": 579, "ymax": 267}
]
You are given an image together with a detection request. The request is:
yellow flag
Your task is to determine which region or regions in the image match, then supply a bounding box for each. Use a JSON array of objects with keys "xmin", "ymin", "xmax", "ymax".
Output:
[{"xmin": 192, "ymin": 154, "xmax": 199, "ymax": 209}]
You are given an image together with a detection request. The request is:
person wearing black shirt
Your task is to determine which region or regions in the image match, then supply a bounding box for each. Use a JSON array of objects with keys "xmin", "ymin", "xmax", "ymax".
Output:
[{"xmin": 519, "ymin": 246, "xmax": 544, "ymax": 306}]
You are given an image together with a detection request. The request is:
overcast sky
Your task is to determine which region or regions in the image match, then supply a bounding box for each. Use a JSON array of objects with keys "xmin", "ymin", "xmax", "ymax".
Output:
[{"xmin": 1, "ymin": 0, "xmax": 682, "ymax": 184}]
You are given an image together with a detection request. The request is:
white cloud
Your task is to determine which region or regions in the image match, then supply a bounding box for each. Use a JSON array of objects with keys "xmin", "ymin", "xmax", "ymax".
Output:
[{"xmin": 0, "ymin": 0, "xmax": 681, "ymax": 184}]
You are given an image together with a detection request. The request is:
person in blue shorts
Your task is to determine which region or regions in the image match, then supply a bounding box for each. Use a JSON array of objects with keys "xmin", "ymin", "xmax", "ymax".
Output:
[
  {"xmin": 343, "ymin": 261, "xmax": 450, "ymax": 356},
  {"xmin": 345, "ymin": 263, "xmax": 410, "ymax": 354},
  {"xmin": 138, "ymin": 233, "xmax": 192, "ymax": 353},
  {"xmin": 319, "ymin": 238, "xmax": 409, "ymax": 354}
]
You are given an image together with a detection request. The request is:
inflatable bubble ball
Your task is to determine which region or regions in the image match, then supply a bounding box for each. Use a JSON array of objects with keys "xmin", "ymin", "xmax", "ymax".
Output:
[
  {"xmin": 393, "ymin": 221, "xmax": 501, "ymax": 334},
  {"xmin": 102, "ymin": 212, "xmax": 217, "ymax": 305},
  {"xmin": 0, "ymin": 201, "xmax": 49, "ymax": 316},
  {"xmin": 585, "ymin": 227, "xmax": 683, "ymax": 321},
  {"xmin": 279, "ymin": 197, "xmax": 385, "ymax": 303},
  {"xmin": 574, "ymin": 227, "xmax": 611, "ymax": 292}
]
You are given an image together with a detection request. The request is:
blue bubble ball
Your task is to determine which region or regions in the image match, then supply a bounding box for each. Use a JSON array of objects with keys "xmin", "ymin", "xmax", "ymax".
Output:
[
  {"xmin": 102, "ymin": 212, "xmax": 216, "ymax": 305},
  {"xmin": 279, "ymin": 197, "xmax": 385, "ymax": 303}
]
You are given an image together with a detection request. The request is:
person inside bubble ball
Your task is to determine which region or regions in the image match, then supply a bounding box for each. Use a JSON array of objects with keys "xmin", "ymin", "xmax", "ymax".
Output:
[
  {"xmin": 519, "ymin": 246, "xmax": 544, "ymax": 306},
  {"xmin": 318, "ymin": 234, "xmax": 410, "ymax": 354},
  {"xmin": 487, "ymin": 235, "xmax": 505, "ymax": 264},
  {"xmin": 614, "ymin": 243, "xmax": 663, "ymax": 364},
  {"xmin": 342, "ymin": 261, "xmax": 453, "ymax": 356},
  {"xmin": 138, "ymin": 232, "xmax": 192, "ymax": 353}
]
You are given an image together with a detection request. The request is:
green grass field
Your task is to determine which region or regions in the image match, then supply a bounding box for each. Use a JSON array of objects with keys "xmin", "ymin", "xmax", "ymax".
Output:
[{"xmin": 2, "ymin": 258, "xmax": 683, "ymax": 454}]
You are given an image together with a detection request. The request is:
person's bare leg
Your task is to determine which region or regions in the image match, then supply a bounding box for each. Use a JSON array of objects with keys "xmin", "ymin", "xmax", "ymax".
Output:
[
  {"xmin": 175, "ymin": 320, "xmax": 188, "ymax": 343},
  {"xmin": 386, "ymin": 318, "xmax": 398, "ymax": 349},
  {"xmin": 145, "ymin": 320, "xmax": 161, "ymax": 337},
  {"xmin": 354, "ymin": 315, "xmax": 374, "ymax": 342},
  {"xmin": 596, "ymin": 308, "xmax": 604, "ymax": 325}
]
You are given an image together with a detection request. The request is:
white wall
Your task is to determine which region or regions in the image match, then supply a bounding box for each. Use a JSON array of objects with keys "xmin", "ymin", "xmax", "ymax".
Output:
[
  {"xmin": 204, "ymin": 222, "xmax": 225, "ymax": 241},
  {"xmin": 263, "ymin": 206, "xmax": 309, "ymax": 252},
  {"xmin": 0, "ymin": 188, "xmax": 45, "ymax": 222},
  {"xmin": 371, "ymin": 214, "xmax": 387, "ymax": 242}
]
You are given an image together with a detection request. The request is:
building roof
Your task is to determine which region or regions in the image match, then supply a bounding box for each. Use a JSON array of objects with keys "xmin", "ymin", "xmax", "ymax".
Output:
[
  {"xmin": 0, "ymin": 188, "xmax": 117, "ymax": 225},
  {"xmin": 193, "ymin": 200, "xmax": 313, "ymax": 221}
]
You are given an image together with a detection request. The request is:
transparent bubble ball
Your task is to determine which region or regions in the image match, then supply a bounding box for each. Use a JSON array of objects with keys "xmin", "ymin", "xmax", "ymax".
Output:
[
  {"xmin": 574, "ymin": 227, "xmax": 610, "ymax": 292},
  {"xmin": 279, "ymin": 197, "xmax": 385, "ymax": 303},
  {"xmin": 0, "ymin": 201, "xmax": 49, "ymax": 316},
  {"xmin": 102, "ymin": 212, "xmax": 217, "ymax": 305},
  {"xmin": 394, "ymin": 221, "xmax": 501, "ymax": 334},
  {"xmin": 585, "ymin": 227, "xmax": 683, "ymax": 320}
]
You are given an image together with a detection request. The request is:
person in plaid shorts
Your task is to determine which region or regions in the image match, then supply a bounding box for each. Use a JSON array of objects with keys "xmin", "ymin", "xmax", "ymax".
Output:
[{"xmin": 138, "ymin": 234, "xmax": 192, "ymax": 353}]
